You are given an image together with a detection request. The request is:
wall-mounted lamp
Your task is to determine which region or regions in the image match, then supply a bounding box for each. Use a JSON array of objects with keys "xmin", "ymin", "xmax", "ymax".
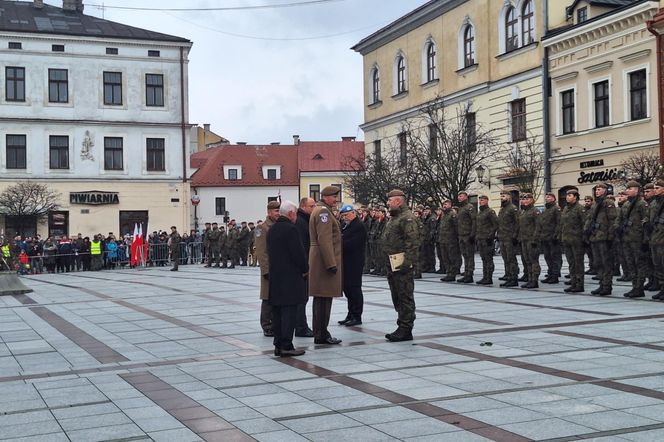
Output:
[{"xmin": 476, "ymin": 165, "xmax": 490, "ymax": 188}]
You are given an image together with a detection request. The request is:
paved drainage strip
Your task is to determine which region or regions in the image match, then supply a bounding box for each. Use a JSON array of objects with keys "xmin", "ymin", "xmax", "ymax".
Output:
[
  {"xmin": 121, "ymin": 371, "xmax": 255, "ymax": 442},
  {"xmin": 13, "ymin": 294, "xmax": 128, "ymax": 364}
]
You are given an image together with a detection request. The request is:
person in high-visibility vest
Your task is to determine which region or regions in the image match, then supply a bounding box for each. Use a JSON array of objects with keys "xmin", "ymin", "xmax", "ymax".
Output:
[
  {"xmin": 1, "ymin": 242, "xmax": 11, "ymax": 270},
  {"xmin": 90, "ymin": 235, "xmax": 103, "ymax": 271}
]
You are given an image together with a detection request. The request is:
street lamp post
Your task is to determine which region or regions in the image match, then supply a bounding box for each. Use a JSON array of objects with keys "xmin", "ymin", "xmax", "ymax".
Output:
[{"xmin": 191, "ymin": 194, "xmax": 200, "ymax": 232}]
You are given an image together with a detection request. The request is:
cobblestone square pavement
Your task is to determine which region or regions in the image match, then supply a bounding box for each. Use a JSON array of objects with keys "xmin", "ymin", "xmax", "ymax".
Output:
[{"xmin": 3, "ymin": 258, "xmax": 664, "ymax": 441}]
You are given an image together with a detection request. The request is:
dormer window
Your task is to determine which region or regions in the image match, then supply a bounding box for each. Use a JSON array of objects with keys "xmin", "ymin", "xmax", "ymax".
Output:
[
  {"xmin": 313, "ymin": 153, "xmax": 324, "ymax": 160},
  {"xmin": 262, "ymin": 165, "xmax": 281, "ymax": 180},
  {"xmin": 223, "ymin": 165, "xmax": 242, "ymax": 180},
  {"xmin": 577, "ymin": 7, "xmax": 587, "ymax": 23}
]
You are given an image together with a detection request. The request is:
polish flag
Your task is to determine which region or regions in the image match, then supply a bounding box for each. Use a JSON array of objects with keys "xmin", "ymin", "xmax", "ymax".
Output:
[{"xmin": 130, "ymin": 223, "xmax": 141, "ymax": 266}]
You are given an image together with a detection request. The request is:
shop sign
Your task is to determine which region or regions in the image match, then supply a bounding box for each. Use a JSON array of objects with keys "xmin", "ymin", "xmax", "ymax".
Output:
[
  {"xmin": 580, "ymin": 159, "xmax": 604, "ymax": 169},
  {"xmin": 577, "ymin": 168, "xmax": 620, "ymax": 184},
  {"xmin": 70, "ymin": 191, "xmax": 119, "ymax": 205}
]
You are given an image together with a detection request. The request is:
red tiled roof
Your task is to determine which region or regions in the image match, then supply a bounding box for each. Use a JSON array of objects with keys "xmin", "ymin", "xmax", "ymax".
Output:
[
  {"xmin": 190, "ymin": 145, "xmax": 299, "ymax": 187},
  {"xmin": 298, "ymin": 140, "xmax": 365, "ymax": 172}
]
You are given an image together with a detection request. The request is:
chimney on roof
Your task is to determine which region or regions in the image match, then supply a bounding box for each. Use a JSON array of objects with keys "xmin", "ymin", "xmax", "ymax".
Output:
[
  {"xmin": 203, "ymin": 123, "xmax": 210, "ymax": 132},
  {"xmin": 293, "ymin": 135, "xmax": 300, "ymax": 145},
  {"xmin": 341, "ymin": 136, "xmax": 356, "ymax": 142},
  {"xmin": 271, "ymin": 142, "xmax": 280, "ymax": 145},
  {"xmin": 237, "ymin": 142, "xmax": 247, "ymax": 145},
  {"xmin": 62, "ymin": 0, "xmax": 84, "ymax": 12},
  {"xmin": 33, "ymin": 0, "xmax": 44, "ymax": 8}
]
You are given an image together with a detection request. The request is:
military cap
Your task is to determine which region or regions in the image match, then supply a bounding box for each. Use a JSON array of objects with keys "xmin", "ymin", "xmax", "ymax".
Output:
[
  {"xmin": 416, "ymin": 204, "xmax": 424, "ymax": 210},
  {"xmin": 443, "ymin": 199, "xmax": 452, "ymax": 204},
  {"xmin": 458, "ymin": 190, "xmax": 469, "ymax": 196},
  {"xmin": 655, "ymin": 179, "xmax": 664, "ymax": 187},
  {"xmin": 387, "ymin": 189, "xmax": 406, "ymax": 198},
  {"xmin": 424, "ymin": 205, "xmax": 431, "ymax": 210},
  {"xmin": 321, "ymin": 185, "xmax": 340, "ymax": 196},
  {"xmin": 566, "ymin": 189, "xmax": 579, "ymax": 196},
  {"xmin": 499, "ymin": 190, "xmax": 511, "ymax": 195},
  {"xmin": 626, "ymin": 180, "xmax": 641, "ymax": 189},
  {"xmin": 644, "ymin": 183, "xmax": 655, "ymax": 190},
  {"xmin": 267, "ymin": 201, "xmax": 280, "ymax": 210},
  {"xmin": 545, "ymin": 192, "xmax": 556, "ymax": 199},
  {"xmin": 595, "ymin": 182, "xmax": 608, "ymax": 189},
  {"xmin": 607, "ymin": 195, "xmax": 615, "ymax": 201},
  {"xmin": 479, "ymin": 195, "xmax": 489, "ymax": 200},
  {"xmin": 584, "ymin": 195, "xmax": 594, "ymax": 201},
  {"xmin": 521, "ymin": 193, "xmax": 533, "ymax": 199}
]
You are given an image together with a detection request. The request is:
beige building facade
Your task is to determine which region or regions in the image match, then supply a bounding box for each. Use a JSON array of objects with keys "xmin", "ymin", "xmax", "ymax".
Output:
[
  {"xmin": 353, "ymin": 0, "xmax": 548, "ymax": 206},
  {"xmin": 544, "ymin": 0, "xmax": 660, "ymax": 199}
]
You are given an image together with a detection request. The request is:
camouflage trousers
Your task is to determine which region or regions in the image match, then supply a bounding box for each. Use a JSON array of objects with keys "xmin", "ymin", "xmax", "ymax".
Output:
[
  {"xmin": 521, "ymin": 241, "xmax": 541, "ymax": 283},
  {"xmin": 458, "ymin": 236, "xmax": 475, "ymax": 277},
  {"xmin": 590, "ymin": 240, "xmax": 613, "ymax": 290},
  {"xmin": 387, "ymin": 270, "xmax": 416, "ymax": 330},
  {"xmin": 440, "ymin": 240, "xmax": 461, "ymax": 278},
  {"xmin": 500, "ymin": 239, "xmax": 519, "ymax": 281},
  {"xmin": 541, "ymin": 240, "xmax": 562, "ymax": 277},
  {"xmin": 623, "ymin": 240, "xmax": 648, "ymax": 290},
  {"xmin": 477, "ymin": 238, "xmax": 495, "ymax": 280},
  {"xmin": 563, "ymin": 241, "xmax": 584, "ymax": 289},
  {"xmin": 651, "ymin": 244, "xmax": 664, "ymax": 287}
]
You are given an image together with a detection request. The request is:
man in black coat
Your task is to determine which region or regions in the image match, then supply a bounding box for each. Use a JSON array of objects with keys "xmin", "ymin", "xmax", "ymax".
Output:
[
  {"xmin": 339, "ymin": 205, "xmax": 367, "ymax": 326},
  {"xmin": 294, "ymin": 197, "xmax": 316, "ymax": 337},
  {"xmin": 267, "ymin": 200, "xmax": 309, "ymax": 357}
]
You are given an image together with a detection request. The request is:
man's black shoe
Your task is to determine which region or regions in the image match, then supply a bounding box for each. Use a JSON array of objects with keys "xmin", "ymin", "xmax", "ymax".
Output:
[
  {"xmin": 522, "ymin": 281, "xmax": 538, "ymax": 289},
  {"xmin": 500, "ymin": 280, "xmax": 518, "ymax": 287},
  {"xmin": 543, "ymin": 277, "xmax": 559, "ymax": 284},
  {"xmin": 385, "ymin": 329, "xmax": 413, "ymax": 342},
  {"xmin": 563, "ymin": 287, "xmax": 574, "ymax": 293},
  {"xmin": 499, "ymin": 275, "xmax": 507, "ymax": 281},
  {"xmin": 280, "ymin": 349, "xmax": 305, "ymax": 357},
  {"xmin": 263, "ymin": 330, "xmax": 274, "ymax": 337},
  {"xmin": 294, "ymin": 328, "xmax": 314, "ymax": 337},
  {"xmin": 518, "ymin": 275, "xmax": 528, "ymax": 282},
  {"xmin": 647, "ymin": 283, "xmax": 660, "ymax": 292},
  {"xmin": 585, "ymin": 270, "xmax": 597, "ymax": 275},
  {"xmin": 652, "ymin": 291, "xmax": 664, "ymax": 300},
  {"xmin": 274, "ymin": 347, "xmax": 281, "ymax": 356},
  {"xmin": 457, "ymin": 276, "xmax": 473, "ymax": 283},
  {"xmin": 625, "ymin": 290, "xmax": 645, "ymax": 298},
  {"xmin": 623, "ymin": 289, "xmax": 634, "ymax": 297},
  {"xmin": 170, "ymin": 268, "xmax": 178, "ymax": 271},
  {"xmin": 337, "ymin": 317, "xmax": 350, "ymax": 325},
  {"xmin": 441, "ymin": 275, "xmax": 456, "ymax": 282},
  {"xmin": 591, "ymin": 276, "xmax": 600, "ymax": 281},
  {"xmin": 314, "ymin": 337, "xmax": 342, "ymax": 345},
  {"xmin": 590, "ymin": 288, "xmax": 603, "ymax": 295},
  {"xmin": 476, "ymin": 279, "xmax": 492, "ymax": 285},
  {"xmin": 344, "ymin": 318, "xmax": 362, "ymax": 327},
  {"xmin": 598, "ymin": 289, "xmax": 612, "ymax": 296},
  {"xmin": 564, "ymin": 280, "xmax": 572, "ymax": 285},
  {"xmin": 564, "ymin": 274, "xmax": 571, "ymax": 278}
]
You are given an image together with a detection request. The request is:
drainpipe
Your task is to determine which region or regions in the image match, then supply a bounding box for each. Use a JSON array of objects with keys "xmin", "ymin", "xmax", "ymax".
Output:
[
  {"xmin": 180, "ymin": 46, "xmax": 187, "ymax": 184},
  {"xmin": 647, "ymin": 13, "xmax": 664, "ymax": 162},
  {"xmin": 542, "ymin": 0, "xmax": 552, "ymax": 193}
]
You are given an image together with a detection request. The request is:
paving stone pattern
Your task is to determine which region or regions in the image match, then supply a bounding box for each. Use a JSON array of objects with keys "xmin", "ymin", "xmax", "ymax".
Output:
[{"xmin": 1, "ymin": 257, "xmax": 664, "ymax": 441}]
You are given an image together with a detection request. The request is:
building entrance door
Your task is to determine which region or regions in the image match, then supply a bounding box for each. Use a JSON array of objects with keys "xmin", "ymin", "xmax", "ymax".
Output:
[
  {"xmin": 48, "ymin": 211, "xmax": 69, "ymax": 238},
  {"xmin": 119, "ymin": 211, "xmax": 148, "ymax": 237}
]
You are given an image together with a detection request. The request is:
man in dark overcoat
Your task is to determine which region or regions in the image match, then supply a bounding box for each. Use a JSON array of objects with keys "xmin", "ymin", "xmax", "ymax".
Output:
[
  {"xmin": 267, "ymin": 201, "xmax": 308, "ymax": 357},
  {"xmin": 339, "ymin": 205, "xmax": 367, "ymax": 326}
]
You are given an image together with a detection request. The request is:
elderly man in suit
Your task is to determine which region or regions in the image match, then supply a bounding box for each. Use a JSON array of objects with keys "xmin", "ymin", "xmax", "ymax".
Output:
[
  {"xmin": 267, "ymin": 200, "xmax": 308, "ymax": 357},
  {"xmin": 339, "ymin": 204, "xmax": 367, "ymax": 326}
]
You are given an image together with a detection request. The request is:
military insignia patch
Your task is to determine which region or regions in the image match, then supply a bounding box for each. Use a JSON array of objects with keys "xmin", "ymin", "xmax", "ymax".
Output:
[
  {"xmin": 320, "ymin": 213, "xmax": 329, "ymax": 223},
  {"xmin": 255, "ymin": 229, "xmax": 261, "ymax": 237}
]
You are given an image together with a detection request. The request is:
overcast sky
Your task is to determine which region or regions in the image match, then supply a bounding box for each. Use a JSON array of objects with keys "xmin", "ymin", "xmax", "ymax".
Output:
[{"xmin": 44, "ymin": 0, "xmax": 428, "ymax": 144}]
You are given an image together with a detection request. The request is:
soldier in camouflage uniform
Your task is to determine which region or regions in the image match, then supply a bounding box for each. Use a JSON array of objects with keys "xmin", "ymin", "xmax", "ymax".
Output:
[
  {"xmin": 434, "ymin": 206, "xmax": 445, "ymax": 274},
  {"xmin": 168, "ymin": 226, "xmax": 181, "ymax": 271},
  {"xmin": 237, "ymin": 222, "xmax": 251, "ymax": 266},
  {"xmin": 498, "ymin": 191, "xmax": 520, "ymax": 287},
  {"xmin": 421, "ymin": 206, "xmax": 437, "ymax": 273},
  {"xmin": 540, "ymin": 193, "xmax": 562, "ymax": 284},
  {"xmin": 202, "ymin": 222, "xmax": 212, "ymax": 266},
  {"xmin": 248, "ymin": 222, "xmax": 257, "ymax": 266},
  {"xmin": 616, "ymin": 181, "xmax": 649, "ymax": 298},
  {"xmin": 517, "ymin": 193, "xmax": 541, "ymax": 289},
  {"xmin": 650, "ymin": 180, "xmax": 664, "ymax": 300},
  {"xmin": 643, "ymin": 184, "xmax": 658, "ymax": 291},
  {"xmin": 206, "ymin": 223, "xmax": 222, "ymax": 267},
  {"xmin": 413, "ymin": 207, "xmax": 424, "ymax": 279},
  {"xmin": 226, "ymin": 220, "xmax": 238, "ymax": 269},
  {"xmin": 383, "ymin": 189, "xmax": 419, "ymax": 342},
  {"xmin": 456, "ymin": 191, "xmax": 476, "ymax": 283},
  {"xmin": 475, "ymin": 195, "xmax": 498, "ymax": 285},
  {"xmin": 615, "ymin": 192, "xmax": 632, "ymax": 281},
  {"xmin": 583, "ymin": 196, "xmax": 596, "ymax": 275},
  {"xmin": 561, "ymin": 189, "xmax": 586, "ymax": 293},
  {"xmin": 439, "ymin": 200, "xmax": 461, "ymax": 282},
  {"xmin": 584, "ymin": 183, "xmax": 616, "ymax": 296}
]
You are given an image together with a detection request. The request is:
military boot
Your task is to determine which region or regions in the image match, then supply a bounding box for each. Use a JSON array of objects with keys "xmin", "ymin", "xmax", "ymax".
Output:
[
  {"xmin": 652, "ymin": 290, "xmax": 664, "ymax": 300},
  {"xmin": 590, "ymin": 287, "xmax": 603, "ymax": 295},
  {"xmin": 385, "ymin": 327, "xmax": 413, "ymax": 342},
  {"xmin": 624, "ymin": 289, "xmax": 645, "ymax": 298},
  {"xmin": 646, "ymin": 280, "xmax": 660, "ymax": 292},
  {"xmin": 476, "ymin": 278, "xmax": 491, "ymax": 285},
  {"xmin": 500, "ymin": 279, "xmax": 518, "ymax": 287},
  {"xmin": 522, "ymin": 280, "xmax": 538, "ymax": 289},
  {"xmin": 518, "ymin": 274, "xmax": 528, "ymax": 282},
  {"xmin": 440, "ymin": 275, "xmax": 456, "ymax": 282}
]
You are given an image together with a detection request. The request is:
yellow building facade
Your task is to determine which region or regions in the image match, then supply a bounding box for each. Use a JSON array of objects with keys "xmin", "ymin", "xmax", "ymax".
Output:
[{"xmin": 353, "ymin": 0, "xmax": 549, "ymax": 206}]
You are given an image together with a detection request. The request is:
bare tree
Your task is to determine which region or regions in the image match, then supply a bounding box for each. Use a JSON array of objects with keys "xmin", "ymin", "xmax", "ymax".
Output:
[
  {"xmin": 401, "ymin": 99, "xmax": 497, "ymax": 206},
  {"xmin": 0, "ymin": 182, "xmax": 61, "ymax": 234},
  {"xmin": 612, "ymin": 150, "xmax": 662, "ymax": 188},
  {"xmin": 493, "ymin": 130, "xmax": 545, "ymax": 200}
]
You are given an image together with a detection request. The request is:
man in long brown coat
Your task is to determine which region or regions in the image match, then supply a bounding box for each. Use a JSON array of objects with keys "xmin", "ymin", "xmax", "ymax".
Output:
[
  {"xmin": 309, "ymin": 186, "xmax": 343, "ymax": 345},
  {"xmin": 255, "ymin": 201, "xmax": 281, "ymax": 337}
]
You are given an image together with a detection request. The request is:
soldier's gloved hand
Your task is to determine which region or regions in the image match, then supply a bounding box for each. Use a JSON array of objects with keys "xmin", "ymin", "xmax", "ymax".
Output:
[
  {"xmin": 262, "ymin": 273, "xmax": 269, "ymax": 280},
  {"xmin": 641, "ymin": 243, "xmax": 650, "ymax": 252},
  {"xmin": 327, "ymin": 266, "xmax": 337, "ymax": 274},
  {"xmin": 396, "ymin": 265, "xmax": 411, "ymax": 275}
]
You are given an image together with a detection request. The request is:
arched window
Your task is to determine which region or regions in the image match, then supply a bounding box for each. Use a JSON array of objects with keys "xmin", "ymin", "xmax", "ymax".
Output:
[
  {"xmin": 505, "ymin": 6, "xmax": 518, "ymax": 52},
  {"xmin": 397, "ymin": 55, "xmax": 407, "ymax": 93},
  {"xmin": 522, "ymin": 0, "xmax": 534, "ymax": 46},
  {"xmin": 426, "ymin": 42, "xmax": 437, "ymax": 82},
  {"xmin": 371, "ymin": 67, "xmax": 380, "ymax": 103},
  {"xmin": 463, "ymin": 26, "xmax": 475, "ymax": 67}
]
